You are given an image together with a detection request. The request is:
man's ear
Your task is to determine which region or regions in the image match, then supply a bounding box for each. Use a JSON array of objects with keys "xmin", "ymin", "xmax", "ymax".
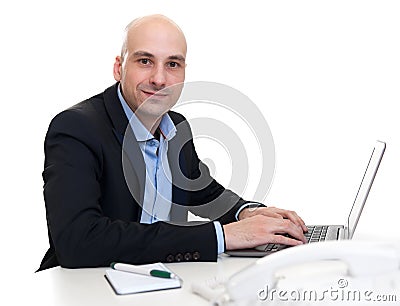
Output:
[{"xmin": 113, "ymin": 56, "xmax": 122, "ymax": 81}]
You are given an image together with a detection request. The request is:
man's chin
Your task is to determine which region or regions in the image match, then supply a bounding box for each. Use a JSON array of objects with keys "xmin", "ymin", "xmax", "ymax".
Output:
[{"xmin": 135, "ymin": 105, "xmax": 168, "ymax": 120}]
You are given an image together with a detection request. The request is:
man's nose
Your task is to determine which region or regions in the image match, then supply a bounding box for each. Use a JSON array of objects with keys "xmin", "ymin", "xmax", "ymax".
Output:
[{"xmin": 149, "ymin": 64, "xmax": 167, "ymax": 89}]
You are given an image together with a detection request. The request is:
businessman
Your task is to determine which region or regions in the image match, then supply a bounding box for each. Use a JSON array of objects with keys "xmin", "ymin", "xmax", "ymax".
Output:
[{"xmin": 38, "ymin": 14, "xmax": 307, "ymax": 271}]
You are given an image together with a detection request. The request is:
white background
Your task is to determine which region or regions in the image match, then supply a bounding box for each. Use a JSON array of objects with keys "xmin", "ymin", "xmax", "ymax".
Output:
[{"xmin": 1, "ymin": 0, "xmax": 399, "ymax": 303}]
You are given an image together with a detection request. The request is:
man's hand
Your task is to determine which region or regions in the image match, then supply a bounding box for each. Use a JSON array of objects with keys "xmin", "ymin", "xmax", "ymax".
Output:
[
  {"xmin": 223, "ymin": 207, "xmax": 307, "ymax": 250},
  {"xmin": 239, "ymin": 206, "xmax": 308, "ymax": 232}
]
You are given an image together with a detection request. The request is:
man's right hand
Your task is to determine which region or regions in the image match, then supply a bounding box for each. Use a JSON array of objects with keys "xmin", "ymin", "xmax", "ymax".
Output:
[{"xmin": 223, "ymin": 215, "xmax": 307, "ymax": 250}]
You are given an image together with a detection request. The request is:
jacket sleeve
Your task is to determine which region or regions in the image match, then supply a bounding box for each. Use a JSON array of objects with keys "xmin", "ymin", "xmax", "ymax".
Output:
[{"xmin": 42, "ymin": 109, "xmax": 218, "ymax": 269}]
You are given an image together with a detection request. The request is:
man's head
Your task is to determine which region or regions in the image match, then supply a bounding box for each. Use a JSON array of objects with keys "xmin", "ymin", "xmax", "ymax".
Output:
[{"xmin": 113, "ymin": 14, "xmax": 186, "ymax": 124}]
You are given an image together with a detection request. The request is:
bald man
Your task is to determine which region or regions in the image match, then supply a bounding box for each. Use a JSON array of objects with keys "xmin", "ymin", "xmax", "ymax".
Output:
[{"xmin": 38, "ymin": 15, "xmax": 306, "ymax": 271}]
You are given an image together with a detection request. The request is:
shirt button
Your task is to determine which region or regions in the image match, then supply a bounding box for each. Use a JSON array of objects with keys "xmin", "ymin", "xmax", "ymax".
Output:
[
  {"xmin": 166, "ymin": 254, "xmax": 174, "ymax": 263},
  {"xmin": 193, "ymin": 252, "xmax": 201, "ymax": 261},
  {"xmin": 175, "ymin": 253, "xmax": 183, "ymax": 262}
]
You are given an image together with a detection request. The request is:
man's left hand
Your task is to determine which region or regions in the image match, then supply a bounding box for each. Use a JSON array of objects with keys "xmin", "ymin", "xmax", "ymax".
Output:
[{"xmin": 238, "ymin": 206, "xmax": 308, "ymax": 232}]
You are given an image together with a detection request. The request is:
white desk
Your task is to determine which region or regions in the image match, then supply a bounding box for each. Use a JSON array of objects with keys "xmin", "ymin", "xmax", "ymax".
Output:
[
  {"xmin": 28, "ymin": 255, "xmax": 257, "ymax": 306},
  {"xmin": 22, "ymin": 231, "xmax": 400, "ymax": 306}
]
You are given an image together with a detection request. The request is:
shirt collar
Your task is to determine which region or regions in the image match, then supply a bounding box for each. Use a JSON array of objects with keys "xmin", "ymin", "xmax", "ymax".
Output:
[{"xmin": 117, "ymin": 84, "xmax": 176, "ymax": 142}]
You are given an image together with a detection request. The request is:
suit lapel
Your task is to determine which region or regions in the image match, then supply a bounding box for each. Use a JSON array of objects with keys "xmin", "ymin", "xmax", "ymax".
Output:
[
  {"xmin": 103, "ymin": 86, "xmax": 192, "ymax": 222},
  {"xmin": 103, "ymin": 84, "xmax": 145, "ymax": 209}
]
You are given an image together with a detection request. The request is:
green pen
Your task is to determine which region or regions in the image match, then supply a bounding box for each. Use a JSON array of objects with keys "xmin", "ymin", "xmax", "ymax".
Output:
[{"xmin": 111, "ymin": 262, "xmax": 177, "ymax": 279}]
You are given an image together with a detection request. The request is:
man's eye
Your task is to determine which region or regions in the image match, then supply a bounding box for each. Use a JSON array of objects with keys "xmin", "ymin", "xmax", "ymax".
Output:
[
  {"xmin": 139, "ymin": 59, "xmax": 150, "ymax": 65},
  {"xmin": 168, "ymin": 62, "xmax": 179, "ymax": 68}
]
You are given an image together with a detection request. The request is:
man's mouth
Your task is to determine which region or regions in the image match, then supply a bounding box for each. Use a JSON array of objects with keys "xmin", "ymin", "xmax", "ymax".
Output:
[{"xmin": 142, "ymin": 90, "xmax": 169, "ymax": 97}]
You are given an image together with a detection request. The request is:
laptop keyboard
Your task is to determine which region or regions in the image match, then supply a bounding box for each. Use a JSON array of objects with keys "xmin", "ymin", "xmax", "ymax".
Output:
[
  {"xmin": 259, "ymin": 225, "xmax": 329, "ymax": 252},
  {"xmin": 305, "ymin": 225, "xmax": 328, "ymax": 243}
]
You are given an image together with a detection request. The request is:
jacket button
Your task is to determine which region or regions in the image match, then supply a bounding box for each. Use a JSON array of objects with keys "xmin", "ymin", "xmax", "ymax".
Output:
[
  {"xmin": 193, "ymin": 251, "xmax": 201, "ymax": 260},
  {"xmin": 175, "ymin": 253, "xmax": 183, "ymax": 262},
  {"xmin": 166, "ymin": 254, "xmax": 174, "ymax": 263},
  {"xmin": 184, "ymin": 252, "xmax": 192, "ymax": 261}
]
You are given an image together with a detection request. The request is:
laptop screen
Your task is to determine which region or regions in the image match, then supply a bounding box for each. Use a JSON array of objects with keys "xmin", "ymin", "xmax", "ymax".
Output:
[{"xmin": 347, "ymin": 141, "xmax": 386, "ymax": 238}]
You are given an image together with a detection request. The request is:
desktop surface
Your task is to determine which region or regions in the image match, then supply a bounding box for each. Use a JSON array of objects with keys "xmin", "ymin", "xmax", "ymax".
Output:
[
  {"xmin": 23, "ymin": 227, "xmax": 400, "ymax": 306},
  {"xmin": 29, "ymin": 255, "xmax": 256, "ymax": 306}
]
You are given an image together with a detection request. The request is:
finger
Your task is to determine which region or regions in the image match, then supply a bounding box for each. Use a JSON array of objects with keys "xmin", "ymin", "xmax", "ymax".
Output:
[
  {"xmin": 299, "ymin": 217, "xmax": 308, "ymax": 232},
  {"xmin": 280, "ymin": 210, "xmax": 308, "ymax": 232},
  {"xmin": 271, "ymin": 234, "xmax": 304, "ymax": 246},
  {"xmin": 275, "ymin": 219, "xmax": 307, "ymax": 243}
]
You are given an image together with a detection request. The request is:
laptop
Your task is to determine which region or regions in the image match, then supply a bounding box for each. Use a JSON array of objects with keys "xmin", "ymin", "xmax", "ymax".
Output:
[{"xmin": 226, "ymin": 140, "xmax": 386, "ymax": 257}]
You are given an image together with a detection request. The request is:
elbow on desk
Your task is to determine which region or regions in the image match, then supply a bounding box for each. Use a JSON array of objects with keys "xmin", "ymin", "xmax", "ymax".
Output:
[
  {"xmin": 55, "ymin": 243, "xmax": 105, "ymax": 269},
  {"xmin": 53, "ymin": 231, "xmax": 113, "ymax": 269}
]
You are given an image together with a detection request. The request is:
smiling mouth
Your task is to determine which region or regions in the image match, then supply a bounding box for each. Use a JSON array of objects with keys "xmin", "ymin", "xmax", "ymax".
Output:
[{"xmin": 142, "ymin": 90, "xmax": 169, "ymax": 97}]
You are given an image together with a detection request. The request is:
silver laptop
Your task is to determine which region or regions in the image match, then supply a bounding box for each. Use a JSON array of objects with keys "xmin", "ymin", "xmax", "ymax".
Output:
[{"xmin": 226, "ymin": 140, "xmax": 386, "ymax": 257}]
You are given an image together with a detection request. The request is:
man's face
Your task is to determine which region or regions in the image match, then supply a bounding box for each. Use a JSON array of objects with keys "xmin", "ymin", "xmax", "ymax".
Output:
[{"xmin": 113, "ymin": 21, "xmax": 186, "ymax": 120}]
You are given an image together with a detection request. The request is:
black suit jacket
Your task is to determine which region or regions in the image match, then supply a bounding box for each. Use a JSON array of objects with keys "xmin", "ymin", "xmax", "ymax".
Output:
[{"xmin": 38, "ymin": 83, "xmax": 248, "ymax": 271}]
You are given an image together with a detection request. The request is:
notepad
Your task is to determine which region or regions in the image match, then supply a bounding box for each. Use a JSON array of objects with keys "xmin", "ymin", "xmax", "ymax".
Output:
[{"xmin": 105, "ymin": 262, "xmax": 182, "ymax": 295}]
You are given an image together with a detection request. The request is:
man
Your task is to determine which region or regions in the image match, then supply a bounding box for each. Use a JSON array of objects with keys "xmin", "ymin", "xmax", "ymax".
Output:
[{"xmin": 38, "ymin": 14, "xmax": 307, "ymax": 271}]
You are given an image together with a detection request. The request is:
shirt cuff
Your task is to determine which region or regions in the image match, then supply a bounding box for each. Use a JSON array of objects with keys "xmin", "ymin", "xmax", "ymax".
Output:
[
  {"xmin": 213, "ymin": 221, "xmax": 225, "ymax": 254},
  {"xmin": 235, "ymin": 202, "xmax": 265, "ymax": 221}
]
